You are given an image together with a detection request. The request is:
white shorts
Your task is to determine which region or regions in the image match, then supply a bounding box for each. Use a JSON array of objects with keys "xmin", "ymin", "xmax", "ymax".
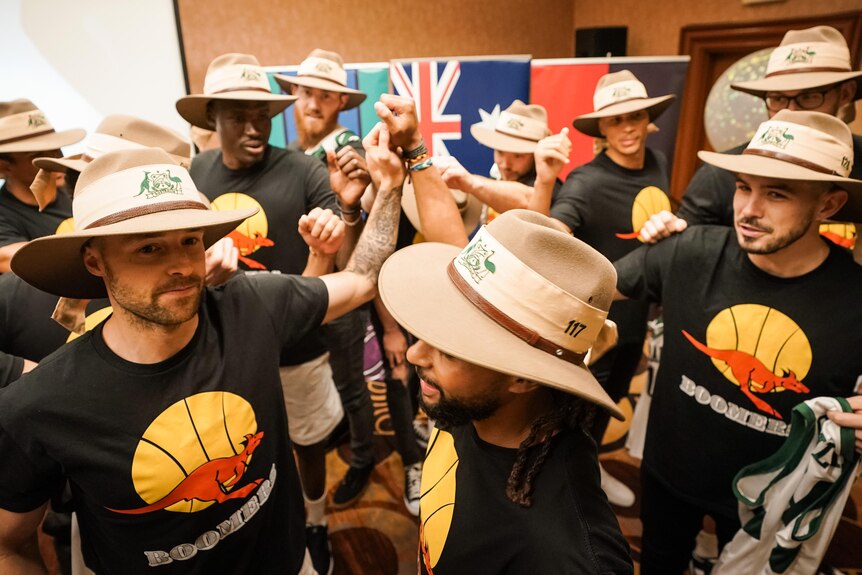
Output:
[{"xmin": 280, "ymin": 353, "xmax": 343, "ymax": 446}]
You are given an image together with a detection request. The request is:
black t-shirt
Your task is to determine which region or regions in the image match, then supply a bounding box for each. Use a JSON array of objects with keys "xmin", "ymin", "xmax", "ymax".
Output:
[
  {"xmin": 190, "ymin": 145, "xmax": 336, "ymax": 365},
  {"xmin": 615, "ymin": 226, "xmax": 862, "ymax": 514},
  {"xmin": 0, "ymin": 273, "xmax": 328, "ymax": 574},
  {"xmin": 0, "ymin": 351, "xmax": 23, "ymax": 387},
  {"xmin": 550, "ymin": 149, "xmax": 670, "ymax": 344},
  {"xmin": 0, "ymin": 183, "xmax": 73, "ymax": 247},
  {"xmin": 677, "ymin": 134, "xmax": 862, "ymax": 226},
  {"xmin": 0, "ymin": 273, "xmax": 111, "ymax": 362},
  {"xmin": 419, "ymin": 424, "xmax": 633, "ymax": 575}
]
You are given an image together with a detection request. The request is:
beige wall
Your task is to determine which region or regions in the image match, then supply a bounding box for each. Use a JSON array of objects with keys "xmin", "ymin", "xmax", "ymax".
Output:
[
  {"xmin": 572, "ymin": 0, "xmax": 862, "ymax": 56},
  {"xmin": 177, "ymin": 0, "xmax": 576, "ymax": 93}
]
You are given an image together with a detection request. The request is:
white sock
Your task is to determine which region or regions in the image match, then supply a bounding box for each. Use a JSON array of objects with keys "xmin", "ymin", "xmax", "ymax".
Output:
[{"xmin": 304, "ymin": 493, "xmax": 327, "ymax": 526}]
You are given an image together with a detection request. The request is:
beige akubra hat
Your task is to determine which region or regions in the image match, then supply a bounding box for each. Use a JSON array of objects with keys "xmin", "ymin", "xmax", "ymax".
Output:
[
  {"xmin": 573, "ymin": 70, "xmax": 675, "ymax": 138},
  {"xmin": 0, "ymin": 99, "xmax": 85, "ymax": 153},
  {"xmin": 732, "ymin": 26, "xmax": 862, "ymax": 100},
  {"xmin": 11, "ymin": 148, "xmax": 256, "ymax": 299},
  {"xmin": 274, "ymin": 49, "xmax": 366, "ymax": 110},
  {"xmin": 400, "ymin": 176, "xmax": 483, "ymax": 238},
  {"xmin": 470, "ymin": 100, "xmax": 551, "ymax": 154},
  {"xmin": 176, "ymin": 53, "xmax": 297, "ymax": 129},
  {"xmin": 29, "ymin": 115, "xmax": 192, "ymax": 211},
  {"xmin": 699, "ymin": 110, "xmax": 862, "ymax": 221},
  {"xmin": 379, "ymin": 209, "xmax": 624, "ymax": 419}
]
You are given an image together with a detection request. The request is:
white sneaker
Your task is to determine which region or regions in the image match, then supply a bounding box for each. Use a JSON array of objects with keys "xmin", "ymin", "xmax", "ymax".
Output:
[
  {"xmin": 403, "ymin": 462, "xmax": 422, "ymax": 516},
  {"xmin": 600, "ymin": 463, "xmax": 635, "ymax": 508}
]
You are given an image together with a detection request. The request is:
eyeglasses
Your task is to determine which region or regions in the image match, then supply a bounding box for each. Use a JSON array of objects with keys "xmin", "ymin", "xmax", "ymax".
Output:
[{"xmin": 763, "ymin": 86, "xmax": 838, "ymax": 112}]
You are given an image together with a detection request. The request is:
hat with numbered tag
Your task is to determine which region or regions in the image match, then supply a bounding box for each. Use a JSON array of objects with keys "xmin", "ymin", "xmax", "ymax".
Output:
[
  {"xmin": 698, "ymin": 110, "xmax": 862, "ymax": 221},
  {"xmin": 11, "ymin": 148, "xmax": 256, "ymax": 299},
  {"xmin": 378, "ymin": 208, "xmax": 624, "ymax": 419}
]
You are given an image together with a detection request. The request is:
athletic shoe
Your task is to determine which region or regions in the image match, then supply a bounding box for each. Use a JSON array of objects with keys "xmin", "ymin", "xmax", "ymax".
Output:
[
  {"xmin": 331, "ymin": 462, "xmax": 374, "ymax": 509},
  {"xmin": 599, "ymin": 463, "xmax": 635, "ymax": 508},
  {"xmin": 403, "ymin": 462, "xmax": 423, "ymax": 516},
  {"xmin": 305, "ymin": 523, "xmax": 333, "ymax": 575}
]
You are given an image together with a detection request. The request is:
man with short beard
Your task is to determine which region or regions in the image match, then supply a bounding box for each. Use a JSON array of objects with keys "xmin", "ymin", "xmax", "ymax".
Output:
[
  {"xmin": 275, "ymin": 50, "xmax": 380, "ymax": 515},
  {"xmin": 613, "ymin": 110, "xmax": 862, "ymax": 574}
]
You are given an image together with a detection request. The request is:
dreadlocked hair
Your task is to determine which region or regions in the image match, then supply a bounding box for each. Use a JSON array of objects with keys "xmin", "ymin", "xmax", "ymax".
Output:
[{"xmin": 505, "ymin": 389, "xmax": 596, "ymax": 508}]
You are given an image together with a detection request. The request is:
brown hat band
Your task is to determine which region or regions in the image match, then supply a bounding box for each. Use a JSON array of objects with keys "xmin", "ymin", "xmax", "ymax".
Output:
[
  {"xmin": 0, "ymin": 128, "xmax": 55, "ymax": 145},
  {"xmin": 742, "ymin": 148, "xmax": 842, "ymax": 176},
  {"xmin": 765, "ymin": 66, "xmax": 849, "ymax": 78},
  {"xmin": 85, "ymin": 201, "xmax": 208, "ymax": 229},
  {"xmin": 446, "ymin": 260, "xmax": 587, "ymax": 366}
]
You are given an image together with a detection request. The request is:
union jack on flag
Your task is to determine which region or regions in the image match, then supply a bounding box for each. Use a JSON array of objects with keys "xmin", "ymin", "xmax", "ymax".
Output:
[{"xmin": 390, "ymin": 60, "xmax": 462, "ymax": 157}]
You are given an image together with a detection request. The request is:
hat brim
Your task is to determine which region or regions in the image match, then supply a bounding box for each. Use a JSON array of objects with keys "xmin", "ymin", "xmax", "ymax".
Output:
[
  {"xmin": 10, "ymin": 207, "xmax": 256, "ymax": 299},
  {"xmin": 731, "ymin": 71, "xmax": 862, "ymax": 99},
  {"xmin": 175, "ymin": 92, "xmax": 297, "ymax": 129},
  {"xmin": 378, "ymin": 243, "xmax": 624, "ymax": 420},
  {"xmin": 470, "ymin": 124, "xmax": 539, "ymax": 154},
  {"xmin": 573, "ymin": 95, "xmax": 676, "ymax": 138},
  {"xmin": 400, "ymin": 178, "xmax": 483, "ymax": 238},
  {"xmin": 32, "ymin": 154, "xmax": 89, "ymax": 173},
  {"xmin": 697, "ymin": 150, "xmax": 862, "ymax": 222},
  {"xmin": 274, "ymin": 75, "xmax": 367, "ymax": 110},
  {"xmin": 0, "ymin": 128, "xmax": 86, "ymax": 154}
]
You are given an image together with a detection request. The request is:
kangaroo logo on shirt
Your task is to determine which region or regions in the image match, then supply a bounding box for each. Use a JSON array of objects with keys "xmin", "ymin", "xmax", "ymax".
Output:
[
  {"xmin": 107, "ymin": 391, "xmax": 265, "ymax": 514},
  {"xmin": 615, "ymin": 186, "xmax": 671, "ymax": 242},
  {"xmin": 210, "ymin": 193, "xmax": 274, "ymax": 270},
  {"xmin": 683, "ymin": 304, "xmax": 812, "ymax": 419}
]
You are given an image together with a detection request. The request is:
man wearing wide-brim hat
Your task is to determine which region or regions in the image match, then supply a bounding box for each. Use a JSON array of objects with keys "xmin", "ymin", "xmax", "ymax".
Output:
[
  {"xmin": 678, "ymin": 25, "xmax": 862, "ymax": 230},
  {"xmin": 613, "ymin": 110, "xmax": 862, "ymax": 574},
  {"xmin": 0, "ymin": 99, "xmax": 85, "ymax": 272},
  {"xmin": 0, "ymin": 135, "xmax": 406, "ymax": 573},
  {"xmin": 434, "ymin": 100, "xmax": 569, "ymax": 219},
  {"xmin": 181, "ymin": 51, "xmax": 370, "ymax": 575},
  {"xmin": 532, "ymin": 69, "xmax": 676, "ymax": 508},
  {"xmin": 377, "ymin": 207, "xmax": 633, "ymax": 573}
]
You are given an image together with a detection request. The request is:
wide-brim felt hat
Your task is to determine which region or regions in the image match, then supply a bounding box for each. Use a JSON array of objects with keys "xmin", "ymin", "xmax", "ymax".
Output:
[
  {"xmin": 0, "ymin": 99, "xmax": 85, "ymax": 153},
  {"xmin": 400, "ymin": 175, "xmax": 483, "ymax": 238},
  {"xmin": 470, "ymin": 100, "xmax": 550, "ymax": 154},
  {"xmin": 732, "ymin": 26, "xmax": 862, "ymax": 99},
  {"xmin": 698, "ymin": 110, "xmax": 862, "ymax": 222},
  {"xmin": 11, "ymin": 148, "xmax": 256, "ymax": 299},
  {"xmin": 379, "ymin": 209, "xmax": 624, "ymax": 419},
  {"xmin": 274, "ymin": 49, "xmax": 366, "ymax": 110},
  {"xmin": 33, "ymin": 114, "xmax": 191, "ymax": 174},
  {"xmin": 176, "ymin": 53, "xmax": 297, "ymax": 129},
  {"xmin": 573, "ymin": 70, "xmax": 675, "ymax": 138}
]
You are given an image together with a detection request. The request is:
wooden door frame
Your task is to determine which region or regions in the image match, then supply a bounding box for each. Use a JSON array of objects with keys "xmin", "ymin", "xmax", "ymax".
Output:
[{"xmin": 671, "ymin": 12, "xmax": 862, "ymax": 203}]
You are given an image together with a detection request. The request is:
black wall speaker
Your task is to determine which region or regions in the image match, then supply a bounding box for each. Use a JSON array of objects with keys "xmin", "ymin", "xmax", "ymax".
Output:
[{"xmin": 575, "ymin": 27, "xmax": 628, "ymax": 58}]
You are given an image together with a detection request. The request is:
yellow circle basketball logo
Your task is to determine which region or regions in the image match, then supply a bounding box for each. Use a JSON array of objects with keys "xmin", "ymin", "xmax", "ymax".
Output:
[
  {"xmin": 107, "ymin": 392, "xmax": 264, "ymax": 514},
  {"xmin": 616, "ymin": 186, "xmax": 671, "ymax": 242},
  {"xmin": 682, "ymin": 304, "xmax": 811, "ymax": 419},
  {"xmin": 819, "ymin": 222, "xmax": 856, "ymax": 249},
  {"xmin": 210, "ymin": 193, "xmax": 273, "ymax": 269},
  {"xmin": 420, "ymin": 427, "xmax": 458, "ymax": 572},
  {"xmin": 55, "ymin": 217, "xmax": 75, "ymax": 235}
]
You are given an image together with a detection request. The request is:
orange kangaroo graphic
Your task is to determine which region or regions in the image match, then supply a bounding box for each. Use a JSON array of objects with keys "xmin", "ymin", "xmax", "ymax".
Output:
[
  {"xmin": 227, "ymin": 230, "xmax": 274, "ymax": 270},
  {"xmin": 681, "ymin": 330, "xmax": 809, "ymax": 419},
  {"xmin": 108, "ymin": 431, "xmax": 265, "ymax": 515},
  {"xmin": 615, "ymin": 231, "xmax": 641, "ymax": 240},
  {"xmin": 820, "ymin": 230, "xmax": 855, "ymax": 249}
]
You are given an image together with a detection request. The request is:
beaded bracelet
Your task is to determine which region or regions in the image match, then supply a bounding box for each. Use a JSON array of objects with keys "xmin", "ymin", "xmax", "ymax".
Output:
[
  {"xmin": 402, "ymin": 140, "xmax": 428, "ymax": 160},
  {"xmin": 409, "ymin": 157, "xmax": 434, "ymax": 172}
]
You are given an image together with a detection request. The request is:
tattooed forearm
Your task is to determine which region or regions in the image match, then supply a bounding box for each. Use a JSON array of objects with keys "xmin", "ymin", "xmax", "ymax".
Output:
[{"xmin": 345, "ymin": 185, "xmax": 402, "ymax": 283}]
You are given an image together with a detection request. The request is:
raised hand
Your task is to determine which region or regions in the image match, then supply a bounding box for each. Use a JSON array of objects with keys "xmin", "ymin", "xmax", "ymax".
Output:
[
  {"xmin": 638, "ymin": 210, "xmax": 688, "ymax": 243},
  {"xmin": 204, "ymin": 236, "xmax": 239, "ymax": 286},
  {"xmin": 435, "ymin": 155, "xmax": 475, "ymax": 193},
  {"xmin": 373, "ymin": 94, "xmax": 422, "ymax": 151},
  {"xmin": 535, "ymin": 127, "xmax": 571, "ymax": 184},
  {"xmin": 363, "ymin": 123, "xmax": 406, "ymax": 192},
  {"xmin": 327, "ymin": 146, "xmax": 371, "ymax": 209}
]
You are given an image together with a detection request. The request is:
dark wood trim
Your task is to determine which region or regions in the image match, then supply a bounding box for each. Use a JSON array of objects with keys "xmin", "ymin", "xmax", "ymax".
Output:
[
  {"xmin": 671, "ymin": 12, "xmax": 862, "ymax": 203},
  {"xmin": 172, "ymin": 0, "xmax": 191, "ymax": 95}
]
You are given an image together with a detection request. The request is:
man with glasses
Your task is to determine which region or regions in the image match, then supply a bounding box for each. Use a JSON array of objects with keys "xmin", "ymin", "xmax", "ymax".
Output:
[{"xmin": 677, "ymin": 26, "xmax": 861, "ymax": 227}]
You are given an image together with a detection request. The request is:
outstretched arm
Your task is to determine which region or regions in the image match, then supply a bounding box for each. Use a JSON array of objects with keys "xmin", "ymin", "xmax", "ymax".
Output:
[
  {"xmin": 436, "ymin": 156, "xmax": 530, "ymax": 213},
  {"xmin": 0, "ymin": 503, "xmax": 49, "ymax": 574},
  {"xmin": 319, "ymin": 122, "xmax": 404, "ymax": 324}
]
